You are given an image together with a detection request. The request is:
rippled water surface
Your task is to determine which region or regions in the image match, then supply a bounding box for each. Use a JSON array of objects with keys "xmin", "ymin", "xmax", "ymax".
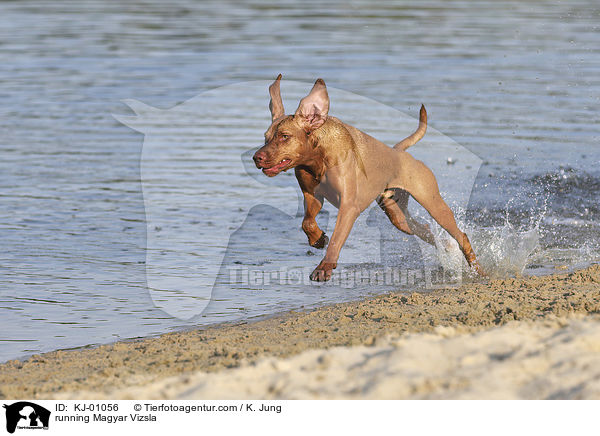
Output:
[{"xmin": 1, "ymin": 0, "xmax": 599, "ymax": 362}]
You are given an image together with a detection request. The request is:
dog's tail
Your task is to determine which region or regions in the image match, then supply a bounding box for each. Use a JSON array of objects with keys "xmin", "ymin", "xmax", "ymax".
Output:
[{"xmin": 394, "ymin": 104, "xmax": 427, "ymax": 151}]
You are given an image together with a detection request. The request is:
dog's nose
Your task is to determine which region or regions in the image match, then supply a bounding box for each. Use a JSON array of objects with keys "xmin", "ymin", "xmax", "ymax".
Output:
[{"xmin": 253, "ymin": 151, "xmax": 267, "ymax": 166}]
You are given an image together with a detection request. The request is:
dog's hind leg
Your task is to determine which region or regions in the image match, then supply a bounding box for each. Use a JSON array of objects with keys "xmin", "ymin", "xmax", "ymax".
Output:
[
  {"xmin": 377, "ymin": 188, "xmax": 435, "ymax": 246},
  {"xmin": 401, "ymin": 162, "xmax": 484, "ymax": 275}
]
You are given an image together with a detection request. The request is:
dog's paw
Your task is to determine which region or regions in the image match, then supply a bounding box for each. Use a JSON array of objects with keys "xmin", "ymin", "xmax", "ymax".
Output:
[
  {"xmin": 471, "ymin": 261, "xmax": 488, "ymax": 277},
  {"xmin": 310, "ymin": 232, "xmax": 329, "ymax": 249},
  {"xmin": 309, "ymin": 260, "xmax": 337, "ymax": 282}
]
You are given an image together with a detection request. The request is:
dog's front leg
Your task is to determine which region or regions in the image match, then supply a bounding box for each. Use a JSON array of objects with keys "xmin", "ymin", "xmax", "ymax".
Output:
[
  {"xmin": 302, "ymin": 191, "xmax": 329, "ymax": 248},
  {"xmin": 310, "ymin": 200, "xmax": 360, "ymax": 282},
  {"xmin": 296, "ymin": 167, "xmax": 328, "ymax": 248}
]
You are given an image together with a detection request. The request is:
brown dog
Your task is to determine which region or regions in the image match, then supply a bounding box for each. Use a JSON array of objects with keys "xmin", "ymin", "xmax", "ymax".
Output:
[{"xmin": 253, "ymin": 74, "xmax": 483, "ymax": 281}]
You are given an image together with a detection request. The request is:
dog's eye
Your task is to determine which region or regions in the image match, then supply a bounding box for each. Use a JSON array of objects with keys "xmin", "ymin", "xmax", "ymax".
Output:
[{"xmin": 280, "ymin": 134, "xmax": 289, "ymax": 141}]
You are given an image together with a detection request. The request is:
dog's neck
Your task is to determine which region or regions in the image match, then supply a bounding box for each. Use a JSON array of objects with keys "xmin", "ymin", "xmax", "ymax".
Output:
[
  {"xmin": 297, "ymin": 150, "xmax": 327, "ymax": 181},
  {"xmin": 307, "ymin": 118, "xmax": 366, "ymax": 178}
]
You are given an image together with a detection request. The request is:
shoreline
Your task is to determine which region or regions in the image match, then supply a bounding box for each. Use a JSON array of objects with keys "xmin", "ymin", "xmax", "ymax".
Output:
[
  {"xmin": 1, "ymin": 264, "xmax": 582, "ymax": 365},
  {"xmin": 1, "ymin": 264, "xmax": 599, "ymax": 399}
]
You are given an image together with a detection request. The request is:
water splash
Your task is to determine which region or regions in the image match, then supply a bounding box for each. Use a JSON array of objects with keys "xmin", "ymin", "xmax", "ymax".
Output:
[
  {"xmin": 473, "ymin": 222, "xmax": 540, "ymax": 278},
  {"xmin": 433, "ymin": 232, "xmax": 463, "ymax": 274},
  {"xmin": 426, "ymin": 199, "xmax": 545, "ymax": 279},
  {"xmin": 469, "ymin": 194, "xmax": 547, "ymax": 278}
]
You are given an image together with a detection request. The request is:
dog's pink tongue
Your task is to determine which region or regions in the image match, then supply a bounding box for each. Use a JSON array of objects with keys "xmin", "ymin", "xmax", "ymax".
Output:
[{"xmin": 263, "ymin": 159, "xmax": 289, "ymax": 176}]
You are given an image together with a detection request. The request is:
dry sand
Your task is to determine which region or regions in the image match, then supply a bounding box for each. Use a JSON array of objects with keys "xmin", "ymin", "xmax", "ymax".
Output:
[
  {"xmin": 1, "ymin": 265, "xmax": 600, "ymax": 400},
  {"xmin": 59, "ymin": 316, "xmax": 600, "ymax": 400}
]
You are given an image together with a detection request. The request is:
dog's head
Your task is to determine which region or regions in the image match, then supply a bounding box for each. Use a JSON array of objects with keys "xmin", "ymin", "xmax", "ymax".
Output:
[{"xmin": 253, "ymin": 75, "xmax": 329, "ymax": 177}]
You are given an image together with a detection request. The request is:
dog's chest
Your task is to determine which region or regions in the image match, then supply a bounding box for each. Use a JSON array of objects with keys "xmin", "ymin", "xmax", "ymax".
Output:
[{"xmin": 314, "ymin": 173, "xmax": 341, "ymax": 209}]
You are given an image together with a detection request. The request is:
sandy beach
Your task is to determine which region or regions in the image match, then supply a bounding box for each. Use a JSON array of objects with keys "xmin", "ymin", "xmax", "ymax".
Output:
[{"xmin": 2, "ymin": 265, "xmax": 600, "ymax": 400}]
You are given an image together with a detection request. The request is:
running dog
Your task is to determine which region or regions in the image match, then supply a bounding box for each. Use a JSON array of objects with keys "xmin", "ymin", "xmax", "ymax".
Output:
[{"xmin": 253, "ymin": 75, "xmax": 483, "ymax": 281}]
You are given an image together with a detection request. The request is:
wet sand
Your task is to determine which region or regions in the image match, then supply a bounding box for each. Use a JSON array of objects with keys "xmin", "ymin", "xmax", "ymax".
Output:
[{"xmin": 1, "ymin": 265, "xmax": 600, "ymax": 399}]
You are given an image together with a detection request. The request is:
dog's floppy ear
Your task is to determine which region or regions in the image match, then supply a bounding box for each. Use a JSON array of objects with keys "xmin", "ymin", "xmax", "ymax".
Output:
[
  {"xmin": 269, "ymin": 74, "xmax": 285, "ymax": 121},
  {"xmin": 295, "ymin": 78, "xmax": 329, "ymax": 132}
]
